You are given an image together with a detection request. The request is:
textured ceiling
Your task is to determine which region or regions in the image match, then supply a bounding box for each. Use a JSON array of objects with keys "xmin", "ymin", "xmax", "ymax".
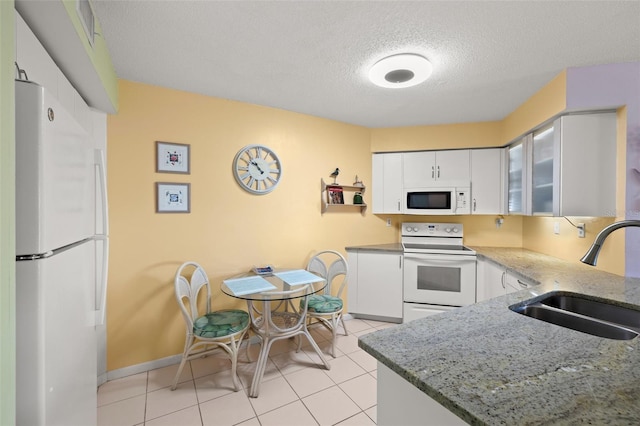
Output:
[{"xmin": 91, "ymin": 1, "xmax": 640, "ymax": 128}]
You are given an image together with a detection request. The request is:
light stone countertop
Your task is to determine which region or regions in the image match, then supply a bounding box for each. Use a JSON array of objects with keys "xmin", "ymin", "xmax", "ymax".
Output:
[
  {"xmin": 345, "ymin": 243, "xmax": 403, "ymax": 252},
  {"xmin": 358, "ymin": 247, "xmax": 640, "ymax": 425}
]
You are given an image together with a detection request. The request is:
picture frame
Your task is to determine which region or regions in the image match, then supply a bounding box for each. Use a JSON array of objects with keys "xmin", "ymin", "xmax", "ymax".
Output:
[
  {"xmin": 156, "ymin": 182, "xmax": 191, "ymax": 213},
  {"xmin": 327, "ymin": 186, "xmax": 344, "ymax": 204},
  {"xmin": 156, "ymin": 141, "xmax": 190, "ymax": 174}
]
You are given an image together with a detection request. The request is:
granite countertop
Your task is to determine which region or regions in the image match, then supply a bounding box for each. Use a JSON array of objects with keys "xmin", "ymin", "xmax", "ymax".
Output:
[
  {"xmin": 358, "ymin": 247, "xmax": 640, "ymax": 425},
  {"xmin": 345, "ymin": 243, "xmax": 403, "ymax": 252}
]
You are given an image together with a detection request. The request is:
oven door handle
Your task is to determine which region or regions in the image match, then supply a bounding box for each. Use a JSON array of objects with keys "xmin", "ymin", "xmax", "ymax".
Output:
[{"xmin": 403, "ymin": 254, "xmax": 476, "ymax": 264}]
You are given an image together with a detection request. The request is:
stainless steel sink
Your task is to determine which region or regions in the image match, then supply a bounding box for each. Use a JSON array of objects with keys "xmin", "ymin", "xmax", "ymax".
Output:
[{"xmin": 510, "ymin": 292, "xmax": 640, "ymax": 340}]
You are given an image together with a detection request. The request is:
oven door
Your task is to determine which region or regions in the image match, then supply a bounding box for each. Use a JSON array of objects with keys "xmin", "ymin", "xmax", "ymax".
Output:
[{"xmin": 403, "ymin": 253, "xmax": 477, "ymax": 306}]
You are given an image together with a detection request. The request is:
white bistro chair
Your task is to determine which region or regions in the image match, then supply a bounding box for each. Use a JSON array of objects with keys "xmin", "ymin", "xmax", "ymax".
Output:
[
  {"xmin": 172, "ymin": 261, "xmax": 249, "ymax": 391},
  {"xmin": 301, "ymin": 250, "xmax": 349, "ymax": 357}
]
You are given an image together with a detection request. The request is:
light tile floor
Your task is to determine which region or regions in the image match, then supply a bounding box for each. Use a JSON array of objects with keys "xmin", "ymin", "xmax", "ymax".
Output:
[{"xmin": 98, "ymin": 318, "xmax": 398, "ymax": 426}]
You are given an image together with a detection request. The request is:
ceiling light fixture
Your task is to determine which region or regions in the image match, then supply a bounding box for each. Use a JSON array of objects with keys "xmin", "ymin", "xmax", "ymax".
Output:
[{"xmin": 369, "ymin": 53, "xmax": 433, "ymax": 89}]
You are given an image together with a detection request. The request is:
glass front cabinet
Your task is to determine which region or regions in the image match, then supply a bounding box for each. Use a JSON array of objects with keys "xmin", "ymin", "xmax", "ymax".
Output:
[
  {"xmin": 507, "ymin": 135, "xmax": 529, "ymax": 215},
  {"xmin": 531, "ymin": 124, "xmax": 555, "ymax": 215},
  {"xmin": 506, "ymin": 112, "xmax": 617, "ymax": 217}
]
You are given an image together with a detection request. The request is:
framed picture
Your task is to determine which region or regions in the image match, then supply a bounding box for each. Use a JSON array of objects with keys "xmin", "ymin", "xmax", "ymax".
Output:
[
  {"xmin": 327, "ymin": 186, "xmax": 344, "ymax": 204},
  {"xmin": 156, "ymin": 141, "xmax": 190, "ymax": 174},
  {"xmin": 156, "ymin": 182, "xmax": 190, "ymax": 213}
]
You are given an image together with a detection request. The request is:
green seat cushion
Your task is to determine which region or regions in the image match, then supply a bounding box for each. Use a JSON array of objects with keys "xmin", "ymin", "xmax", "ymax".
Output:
[
  {"xmin": 303, "ymin": 295, "xmax": 343, "ymax": 314},
  {"xmin": 193, "ymin": 309, "xmax": 249, "ymax": 338}
]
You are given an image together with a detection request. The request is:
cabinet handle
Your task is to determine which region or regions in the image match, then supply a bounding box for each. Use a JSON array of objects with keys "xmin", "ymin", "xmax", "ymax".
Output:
[
  {"xmin": 473, "ymin": 198, "xmax": 477, "ymax": 212},
  {"xmin": 397, "ymin": 200, "xmax": 401, "ymax": 212},
  {"xmin": 431, "ymin": 166, "xmax": 435, "ymax": 179},
  {"xmin": 501, "ymin": 271, "xmax": 506, "ymax": 289},
  {"xmin": 517, "ymin": 279, "xmax": 528, "ymax": 288},
  {"xmin": 399, "ymin": 256, "xmax": 402, "ymax": 268},
  {"xmin": 437, "ymin": 165, "xmax": 440, "ymax": 179}
]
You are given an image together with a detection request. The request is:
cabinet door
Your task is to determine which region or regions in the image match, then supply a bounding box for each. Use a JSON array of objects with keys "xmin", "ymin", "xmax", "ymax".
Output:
[
  {"xmin": 372, "ymin": 153, "xmax": 403, "ymax": 214},
  {"xmin": 435, "ymin": 150, "xmax": 470, "ymax": 183},
  {"xmin": 507, "ymin": 136, "xmax": 531, "ymax": 214},
  {"xmin": 402, "ymin": 151, "xmax": 435, "ymax": 187},
  {"xmin": 531, "ymin": 124, "xmax": 555, "ymax": 215},
  {"xmin": 356, "ymin": 252, "xmax": 403, "ymax": 319},
  {"xmin": 476, "ymin": 259, "xmax": 505, "ymax": 302},
  {"xmin": 504, "ymin": 272, "xmax": 534, "ymax": 294},
  {"xmin": 555, "ymin": 113, "xmax": 616, "ymax": 217},
  {"xmin": 471, "ymin": 149, "xmax": 505, "ymax": 214},
  {"xmin": 346, "ymin": 250, "xmax": 359, "ymax": 313}
]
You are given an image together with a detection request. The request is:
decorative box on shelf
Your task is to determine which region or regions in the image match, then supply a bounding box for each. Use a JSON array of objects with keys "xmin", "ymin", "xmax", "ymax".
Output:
[{"xmin": 320, "ymin": 178, "xmax": 367, "ymax": 215}]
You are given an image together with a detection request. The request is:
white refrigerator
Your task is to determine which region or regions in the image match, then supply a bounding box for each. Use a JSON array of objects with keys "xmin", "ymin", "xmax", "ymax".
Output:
[{"xmin": 15, "ymin": 80, "xmax": 109, "ymax": 425}]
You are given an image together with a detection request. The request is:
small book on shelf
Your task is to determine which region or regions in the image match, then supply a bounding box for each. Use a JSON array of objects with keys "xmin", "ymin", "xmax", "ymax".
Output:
[{"xmin": 327, "ymin": 186, "xmax": 344, "ymax": 204}]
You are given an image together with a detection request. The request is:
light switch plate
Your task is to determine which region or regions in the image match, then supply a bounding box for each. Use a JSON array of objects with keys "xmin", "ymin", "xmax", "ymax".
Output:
[{"xmin": 553, "ymin": 222, "xmax": 560, "ymax": 234}]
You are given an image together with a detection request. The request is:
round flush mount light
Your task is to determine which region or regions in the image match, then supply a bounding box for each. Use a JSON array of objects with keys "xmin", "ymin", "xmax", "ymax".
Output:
[{"xmin": 369, "ymin": 53, "xmax": 433, "ymax": 89}]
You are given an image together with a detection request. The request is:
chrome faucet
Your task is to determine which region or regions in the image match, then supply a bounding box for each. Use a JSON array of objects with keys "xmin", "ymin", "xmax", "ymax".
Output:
[{"xmin": 580, "ymin": 220, "xmax": 640, "ymax": 265}]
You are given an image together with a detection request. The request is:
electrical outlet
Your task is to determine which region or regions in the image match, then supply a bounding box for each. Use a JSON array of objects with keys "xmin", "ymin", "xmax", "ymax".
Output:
[
  {"xmin": 386, "ymin": 218, "xmax": 392, "ymax": 227},
  {"xmin": 553, "ymin": 222, "xmax": 560, "ymax": 234},
  {"xmin": 577, "ymin": 223, "xmax": 585, "ymax": 238}
]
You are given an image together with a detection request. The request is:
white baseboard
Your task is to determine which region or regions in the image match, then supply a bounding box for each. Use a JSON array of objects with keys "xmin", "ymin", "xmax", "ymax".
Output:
[
  {"xmin": 106, "ymin": 353, "xmax": 183, "ymax": 382},
  {"xmin": 104, "ymin": 316, "xmax": 357, "ymax": 383}
]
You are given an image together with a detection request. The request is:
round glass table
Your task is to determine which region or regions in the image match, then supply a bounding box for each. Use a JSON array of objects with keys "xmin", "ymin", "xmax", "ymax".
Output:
[{"xmin": 221, "ymin": 270, "xmax": 331, "ymax": 397}]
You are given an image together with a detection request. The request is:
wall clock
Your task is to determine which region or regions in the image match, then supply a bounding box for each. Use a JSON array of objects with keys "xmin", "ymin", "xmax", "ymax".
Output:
[{"xmin": 233, "ymin": 144, "xmax": 282, "ymax": 194}]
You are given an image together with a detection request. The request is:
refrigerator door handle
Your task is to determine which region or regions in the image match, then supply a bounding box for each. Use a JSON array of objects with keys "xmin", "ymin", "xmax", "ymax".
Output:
[
  {"xmin": 95, "ymin": 149, "xmax": 109, "ymax": 236},
  {"xmin": 95, "ymin": 149, "xmax": 109, "ymax": 326},
  {"xmin": 94, "ymin": 235, "xmax": 109, "ymax": 326}
]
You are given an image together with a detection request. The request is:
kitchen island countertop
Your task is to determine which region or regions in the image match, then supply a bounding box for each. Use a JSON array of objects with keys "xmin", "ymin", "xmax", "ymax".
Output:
[{"xmin": 358, "ymin": 247, "xmax": 640, "ymax": 425}]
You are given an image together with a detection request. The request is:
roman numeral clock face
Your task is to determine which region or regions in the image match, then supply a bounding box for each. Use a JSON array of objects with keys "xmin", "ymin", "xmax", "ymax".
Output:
[{"xmin": 233, "ymin": 145, "xmax": 282, "ymax": 194}]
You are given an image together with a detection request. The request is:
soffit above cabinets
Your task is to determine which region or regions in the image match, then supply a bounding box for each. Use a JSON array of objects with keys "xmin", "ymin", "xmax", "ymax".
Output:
[{"xmin": 16, "ymin": 0, "xmax": 118, "ymax": 114}]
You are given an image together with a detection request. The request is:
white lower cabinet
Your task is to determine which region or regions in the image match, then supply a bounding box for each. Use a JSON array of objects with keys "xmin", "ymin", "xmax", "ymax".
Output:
[
  {"xmin": 476, "ymin": 258, "xmax": 506, "ymax": 302},
  {"xmin": 477, "ymin": 258, "xmax": 537, "ymax": 301},
  {"xmin": 378, "ymin": 362, "xmax": 467, "ymax": 426},
  {"xmin": 504, "ymin": 271, "xmax": 535, "ymax": 293},
  {"xmin": 347, "ymin": 249, "xmax": 403, "ymax": 321}
]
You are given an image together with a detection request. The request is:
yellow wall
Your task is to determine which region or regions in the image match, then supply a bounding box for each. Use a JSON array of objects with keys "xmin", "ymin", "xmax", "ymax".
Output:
[
  {"xmin": 500, "ymin": 70, "xmax": 567, "ymax": 145},
  {"xmin": 501, "ymin": 71, "xmax": 625, "ymax": 276},
  {"xmin": 108, "ymin": 68, "xmax": 625, "ymax": 371},
  {"xmin": 108, "ymin": 81, "xmax": 523, "ymax": 370},
  {"xmin": 520, "ymin": 107, "xmax": 627, "ymax": 275},
  {"xmin": 107, "ymin": 80, "xmax": 396, "ymax": 369}
]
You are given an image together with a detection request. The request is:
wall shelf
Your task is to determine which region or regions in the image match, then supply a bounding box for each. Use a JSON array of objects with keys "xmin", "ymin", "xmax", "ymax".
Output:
[{"xmin": 321, "ymin": 178, "xmax": 367, "ymax": 215}]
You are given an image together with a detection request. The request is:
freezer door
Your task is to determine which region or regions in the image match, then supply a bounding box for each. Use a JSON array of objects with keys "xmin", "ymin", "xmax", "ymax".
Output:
[
  {"xmin": 16, "ymin": 81, "xmax": 94, "ymax": 255},
  {"xmin": 16, "ymin": 240, "xmax": 97, "ymax": 426}
]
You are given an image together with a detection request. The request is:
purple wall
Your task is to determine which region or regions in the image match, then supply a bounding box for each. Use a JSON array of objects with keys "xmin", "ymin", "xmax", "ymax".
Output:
[{"xmin": 567, "ymin": 62, "xmax": 640, "ymax": 277}]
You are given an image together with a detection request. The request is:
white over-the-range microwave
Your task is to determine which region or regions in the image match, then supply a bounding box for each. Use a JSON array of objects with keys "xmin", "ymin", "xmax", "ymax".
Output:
[{"xmin": 403, "ymin": 187, "xmax": 471, "ymax": 215}]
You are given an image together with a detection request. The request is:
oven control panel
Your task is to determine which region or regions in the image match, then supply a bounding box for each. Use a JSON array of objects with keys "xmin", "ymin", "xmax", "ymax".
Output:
[{"xmin": 402, "ymin": 222, "xmax": 463, "ymax": 237}]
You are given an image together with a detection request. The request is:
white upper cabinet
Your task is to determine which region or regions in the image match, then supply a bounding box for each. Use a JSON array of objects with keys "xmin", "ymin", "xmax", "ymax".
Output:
[
  {"xmin": 531, "ymin": 123, "xmax": 555, "ymax": 215},
  {"xmin": 553, "ymin": 112, "xmax": 616, "ymax": 217},
  {"xmin": 372, "ymin": 153, "xmax": 403, "ymax": 214},
  {"xmin": 506, "ymin": 112, "xmax": 616, "ymax": 217},
  {"xmin": 470, "ymin": 148, "xmax": 506, "ymax": 215},
  {"xmin": 403, "ymin": 150, "xmax": 470, "ymax": 187},
  {"xmin": 507, "ymin": 136, "xmax": 530, "ymax": 215}
]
